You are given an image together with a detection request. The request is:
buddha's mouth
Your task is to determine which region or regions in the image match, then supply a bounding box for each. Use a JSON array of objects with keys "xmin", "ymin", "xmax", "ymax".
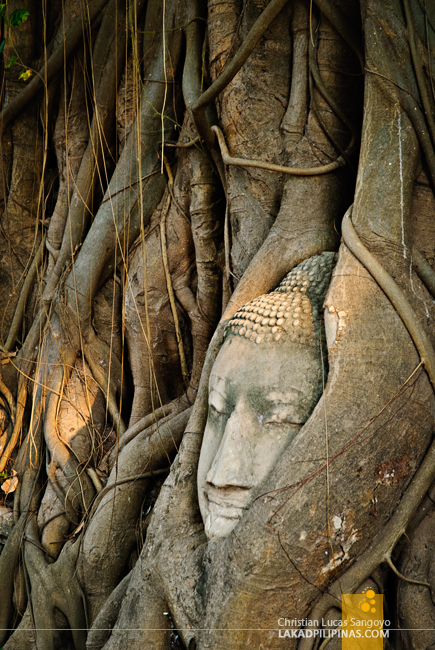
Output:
[
  {"xmin": 203, "ymin": 489, "xmax": 253, "ymax": 538},
  {"xmin": 208, "ymin": 499, "xmax": 244, "ymax": 521},
  {"xmin": 205, "ymin": 487, "xmax": 251, "ymax": 519}
]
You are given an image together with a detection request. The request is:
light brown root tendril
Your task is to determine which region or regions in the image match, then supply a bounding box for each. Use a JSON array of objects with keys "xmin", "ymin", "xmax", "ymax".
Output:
[
  {"xmin": 212, "ymin": 125, "xmax": 347, "ymax": 176},
  {"xmin": 5, "ymin": 237, "xmax": 45, "ymax": 353},
  {"xmin": 0, "ymin": 380, "xmax": 27, "ymax": 473},
  {"xmin": 86, "ymin": 468, "xmax": 103, "ymax": 494},
  {"xmin": 0, "ymin": 375, "xmax": 15, "ymax": 422},
  {"xmin": 163, "ymin": 136, "xmax": 200, "ymax": 149},
  {"xmin": 412, "ymin": 247, "xmax": 435, "ymax": 299},
  {"xmin": 88, "ymin": 467, "xmax": 170, "ymax": 520},
  {"xmin": 384, "ymin": 553, "xmax": 433, "ymax": 593}
]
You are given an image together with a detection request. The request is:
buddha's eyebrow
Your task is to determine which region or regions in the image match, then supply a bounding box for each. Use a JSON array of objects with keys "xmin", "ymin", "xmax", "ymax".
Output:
[
  {"xmin": 209, "ymin": 386, "xmax": 226, "ymax": 399},
  {"xmin": 209, "ymin": 373, "xmax": 230, "ymax": 392},
  {"xmin": 208, "ymin": 386, "xmax": 229, "ymax": 412}
]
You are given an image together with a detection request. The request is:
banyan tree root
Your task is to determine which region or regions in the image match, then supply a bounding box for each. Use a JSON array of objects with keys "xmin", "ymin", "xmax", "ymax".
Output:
[
  {"xmin": 3, "ymin": 1, "xmax": 435, "ymax": 649},
  {"xmin": 218, "ymin": 6, "xmax": 359, "ymax": 316},
  {"xmin": 397, "ymin": 506, "xmax": 435, "ymax": 646},
  {"xmin": 212, "ymin": 124, "xmax": 351, "ymax": 176},
  {"xmin": 86, "ymin": 573, "xmax": 132, "ymax": 650},
  {"xmin": 78, "ymin": 405, "xmax": 193, "ymax": 622},
  {"xmin": 191, "ymin": 0, "xmax": 290, "ymax": 148},
  {"xmin": 95, "ymin": 323, "xmax": 227, "ymax": 650},
  {"xmin": 298, "ymin": 210, "xmax": 435, "ymax": 650},
  {"xmin": 342, "ymin": 208, "xmax": 435, "ymax": 392},
  {"xmin": 21, "ymin": 524, "xmax": 88, "ymax": 650}
]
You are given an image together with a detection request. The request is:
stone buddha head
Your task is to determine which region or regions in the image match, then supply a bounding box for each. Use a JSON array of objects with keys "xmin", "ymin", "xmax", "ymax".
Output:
[{"xmin": 197, "ymin": 252, "xmax": 336, "ymax": 539}]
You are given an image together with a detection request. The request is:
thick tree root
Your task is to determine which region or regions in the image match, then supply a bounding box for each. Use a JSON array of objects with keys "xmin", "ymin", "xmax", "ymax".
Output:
[
  {"xmin": 0, "ymin": 435, "xmax": 44, "ymax": 648},
  {"xmin": 192, "ymin": 0, "xmax": 290, "ymax": 148},
  {"xmin": 0, "ymin": 380, "xmax": 26, "ymax": 473},
  {"xmin": 342, "ymin": 207, "xmax": 435, "ymax": 391},
  {"xmin": 4, "ymin": 237, "xmax": 45, "ymax": 352},
  {"xmin": 79, "ymin": 405, "xmax": 193, "ymax": 622},
  {"xmin": 397, "ymin": 507, "xmax": 435, "ymax": 645},
  {"xmin": 24, "ymin": 520, "xmax": 87, "ymax": 650},
  {"xmin": 95, "ymin": 324, "xmax": 226, "ymax": 650},
  {"xmin": 86, "ymin": 573, "xmax": 131, "ymax": 650},
  {"xmin": 159, "ymin": 184, "xmax": 189, "ymax": 387},
  {"xmin": 44, "ymin": 0, "xmax": 138, "ymax": 304},
  {"xmin": 0, "ymin": 512, "xmax": 29, "ymax": 647},
  {"xmin": 298, "ymin": 210, "xmax": 435, "ymax": 649},
  {"xmin": 116, "ymin": 394, "xmax": 191, "ymax": 452},
  {"xmin": 312, "ymin": 0, "xmax": 363, "ymax": 67}
]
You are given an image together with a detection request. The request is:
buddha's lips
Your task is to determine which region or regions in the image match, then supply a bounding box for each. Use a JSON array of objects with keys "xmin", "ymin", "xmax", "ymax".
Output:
[{"xmin": 206, "ymin": 487, "xmax": 250, "ymax": 518}]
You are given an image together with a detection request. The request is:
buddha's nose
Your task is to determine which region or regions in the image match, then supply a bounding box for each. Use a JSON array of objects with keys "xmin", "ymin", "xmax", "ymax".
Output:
[{"xmin": 206, "ymin": 406, "xmax": 255, "ymax": 489}]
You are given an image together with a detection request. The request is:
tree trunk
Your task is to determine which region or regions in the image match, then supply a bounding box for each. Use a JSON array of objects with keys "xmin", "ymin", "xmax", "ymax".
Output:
[{"xmin": 0, "ymin": 1, "xmax": 435, "ymax": 649}]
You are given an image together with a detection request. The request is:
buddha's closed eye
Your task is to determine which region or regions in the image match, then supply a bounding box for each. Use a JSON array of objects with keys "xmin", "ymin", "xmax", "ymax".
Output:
[{"xmin": 263, "ymin": 404, "xmax": 305, "ymax": 426}]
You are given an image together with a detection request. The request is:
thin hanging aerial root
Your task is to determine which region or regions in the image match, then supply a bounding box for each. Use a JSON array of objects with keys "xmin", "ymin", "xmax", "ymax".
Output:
[
  {"xmin": 212, "ymin": 125, "xmax": 348, "ymax": 176},
  {"xmin": 5, "ymin": 237, "xmax": 45, "ymax": 353},
  {"xmin": 0, "ymin": 375, "xmax": 15, "ymax": 422},
  {"xmin": 0, "ymin": 0, "xmax": 110, "ymax": 131},
  {"xmin": 384, "ymin": 553, "xmax": 433, "ymax": 594},
  {"xmin": 412, "ymin": 247, "xmax": 435, "ymax": 299},
  {"xmin": 0, "ymin": 379, "xmax": 27, "ymax": 473}
]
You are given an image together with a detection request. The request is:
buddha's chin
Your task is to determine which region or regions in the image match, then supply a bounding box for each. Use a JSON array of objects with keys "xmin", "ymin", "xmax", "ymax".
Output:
[{"xmin": 204, "ymin": 512, "xmax": 240, "ymax": 539}]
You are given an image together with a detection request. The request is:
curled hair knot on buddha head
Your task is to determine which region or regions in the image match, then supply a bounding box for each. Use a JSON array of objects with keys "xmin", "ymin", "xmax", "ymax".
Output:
[{"xmin": 224, "ymin": 252, "xmax": 337, "ymax": 347}]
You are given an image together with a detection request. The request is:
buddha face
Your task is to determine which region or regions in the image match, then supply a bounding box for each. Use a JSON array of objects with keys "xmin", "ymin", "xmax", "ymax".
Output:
[{"xmin": 197, "ymin": 334, "xmax": 324, "ymax": 539}]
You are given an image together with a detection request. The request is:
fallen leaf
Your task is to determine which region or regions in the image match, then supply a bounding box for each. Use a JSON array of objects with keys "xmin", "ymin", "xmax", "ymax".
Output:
[{"xmin": 1, "ymin": 468, "xmax": 18, "ymax": 495}]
